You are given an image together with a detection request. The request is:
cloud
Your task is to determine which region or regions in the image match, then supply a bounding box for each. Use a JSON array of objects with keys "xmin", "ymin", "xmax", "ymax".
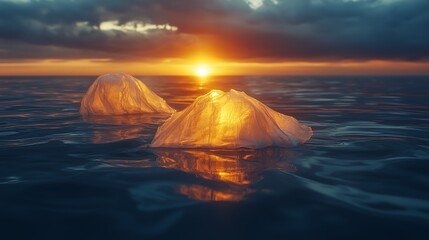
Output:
[{"xmin": 0, "ymin": 0, "xmax": 428, "ymax": 62}]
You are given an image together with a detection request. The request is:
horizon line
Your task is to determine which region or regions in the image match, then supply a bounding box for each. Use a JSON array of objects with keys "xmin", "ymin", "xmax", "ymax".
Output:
[{"xmin": 1, "ymin": 73, "xmax": 429, "ymax": 77}]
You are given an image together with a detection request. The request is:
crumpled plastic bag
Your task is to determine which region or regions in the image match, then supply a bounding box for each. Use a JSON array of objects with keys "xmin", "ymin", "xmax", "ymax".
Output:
[
  {"xmin": 80, "ymin": 72, "xmax": 175, "ymax": 115},
  {"xmin": 151, "ymin": 89, "xmax": 312, "ymax": 148}
]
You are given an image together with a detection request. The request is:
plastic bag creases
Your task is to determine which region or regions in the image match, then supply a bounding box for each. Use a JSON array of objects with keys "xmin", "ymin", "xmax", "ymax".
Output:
[
  {"xmin": 151, "ymin": 89, "xmax": 312, "ymax": 149},
  {"xmin": 80, "ymin": 72, "xmax": 175, "ymax": 115}
]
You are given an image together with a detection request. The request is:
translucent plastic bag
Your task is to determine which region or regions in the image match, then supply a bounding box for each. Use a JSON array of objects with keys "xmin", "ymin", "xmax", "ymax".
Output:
[
  {"xmin": 151, "ymin": 89, "xmax": 312, "ymax": 148},
  {"xmin": 80, "ymin": 72, "xmax": 175, "ymax": 115}
]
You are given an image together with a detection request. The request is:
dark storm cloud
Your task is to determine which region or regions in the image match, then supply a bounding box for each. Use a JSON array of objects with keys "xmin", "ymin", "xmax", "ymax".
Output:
[{"xmin": 0, "ymin": 0, "xmax": 428, "ymax": 61}]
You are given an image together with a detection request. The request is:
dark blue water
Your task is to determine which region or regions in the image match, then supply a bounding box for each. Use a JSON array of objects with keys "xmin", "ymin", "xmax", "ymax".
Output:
[{"xmin": 1, "ymin": 76, "xmax": 428, "ymax": 240}]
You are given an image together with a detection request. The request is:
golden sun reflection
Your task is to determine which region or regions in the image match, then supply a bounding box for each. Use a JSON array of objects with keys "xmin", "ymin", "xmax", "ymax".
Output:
[
  {"xmin": 154, "ymin": 148, "xmax": 296, "ymax": 185},
  {"xmin": 153, "ymin": 148, "xmax": 298, "ymax": 201},
  {"xmin": 106, "ymin": 148, "xmax": 298, "ymax": 202},
  {"xmin": 177, "ymin": 185, "xmax": 254, "ymax": 202}
]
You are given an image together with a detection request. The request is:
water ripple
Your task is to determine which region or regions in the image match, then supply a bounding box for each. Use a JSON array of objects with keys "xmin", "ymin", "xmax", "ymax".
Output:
[{"xmin": 1, "ymin": 75, "xmax": 429, "ymax": 239}]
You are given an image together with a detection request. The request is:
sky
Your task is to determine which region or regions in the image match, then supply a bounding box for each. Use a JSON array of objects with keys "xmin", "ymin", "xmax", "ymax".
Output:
[{"xmin": 0, "ymin": 0, "xmax": 428, "ymax": 75}]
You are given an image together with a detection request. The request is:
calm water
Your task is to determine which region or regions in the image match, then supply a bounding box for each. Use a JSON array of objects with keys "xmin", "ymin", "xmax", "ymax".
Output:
[{"xmin": 1, "ymin": 76, "xmax": 428, "ymax": 240}]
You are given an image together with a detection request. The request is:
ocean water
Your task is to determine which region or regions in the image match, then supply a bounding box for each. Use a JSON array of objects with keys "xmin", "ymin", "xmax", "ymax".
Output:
[{"xmin": 0, "ymin": 75, "xmax": 428, "ymax": 240}]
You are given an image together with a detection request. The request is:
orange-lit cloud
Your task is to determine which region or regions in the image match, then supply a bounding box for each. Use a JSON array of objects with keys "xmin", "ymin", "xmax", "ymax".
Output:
[{"xmin": 1, "ymin": 0, "xmax": 429, "ymax": 75}]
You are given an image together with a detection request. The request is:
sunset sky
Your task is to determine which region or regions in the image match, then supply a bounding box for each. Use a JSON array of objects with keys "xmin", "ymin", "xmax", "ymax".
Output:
[{"xmin": 1, "ymin": 0, "xmax": 428, "ymax": 76}]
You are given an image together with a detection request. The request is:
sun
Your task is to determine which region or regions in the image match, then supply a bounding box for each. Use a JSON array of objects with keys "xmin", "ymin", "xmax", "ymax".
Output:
[{"xmin": 195, "ymin": 64, "xmax": 210, "ymax": 77}]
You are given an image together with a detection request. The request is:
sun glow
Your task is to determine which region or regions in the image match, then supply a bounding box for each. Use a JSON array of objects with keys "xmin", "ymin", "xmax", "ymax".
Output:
[{"xmin": 195, "ymin": 64, "xmax": 210, "ymax": 77}]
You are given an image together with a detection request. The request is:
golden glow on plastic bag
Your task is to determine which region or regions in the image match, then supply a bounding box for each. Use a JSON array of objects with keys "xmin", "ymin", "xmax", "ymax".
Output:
[{"xmin": 151, "ymin": 89, "xmax": 312, "ymax": 148}]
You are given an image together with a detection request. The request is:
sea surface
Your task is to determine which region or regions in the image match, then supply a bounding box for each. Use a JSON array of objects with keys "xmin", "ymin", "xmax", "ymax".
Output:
[{"xmin": 1, "ymin": 75, "xmax": 428, "ymax": 240}]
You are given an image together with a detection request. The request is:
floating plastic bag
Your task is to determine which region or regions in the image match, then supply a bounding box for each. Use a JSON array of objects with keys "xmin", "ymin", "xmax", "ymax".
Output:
[
  {"xmin": 80, "ymin": 72, "xmax": 175, "ymax": 115},
  {"xmin": 151, "ymin": 89, "xmax": 312, "ymax": 148}
]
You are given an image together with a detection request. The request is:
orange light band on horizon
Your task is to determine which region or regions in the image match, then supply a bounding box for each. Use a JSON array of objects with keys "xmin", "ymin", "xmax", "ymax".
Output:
[{"xmin": 1, "ymin": 59, "xmax": 429, "ymax": 76}]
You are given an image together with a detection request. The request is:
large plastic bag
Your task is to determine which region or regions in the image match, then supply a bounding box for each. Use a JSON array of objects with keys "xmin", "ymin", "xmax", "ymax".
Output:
[
  {"xmin": 151, "ymin": 89, "xmax": 312, "ymax": 148},
  {"xmin": 80, "ymin": 72, "xmax": 175, "ymax": 115}
]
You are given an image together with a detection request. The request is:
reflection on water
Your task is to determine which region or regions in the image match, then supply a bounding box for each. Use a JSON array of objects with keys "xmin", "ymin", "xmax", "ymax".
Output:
[
  {"xmin": 154, "ymin": 148, "xmax": 297, "ymax": 185},
  {"xmin": 155, "ymin": 148, "xmax": 297, "ymax": 201},
  {"xmin": 107, "ymin": 148, "xmax": 298, "ymax": 201},
  {"xmin": 83, "ymin": 114, "xmax": 169, "ymax": 143},
  {"xmin": 177, "ymin": 184, "xmax": 255, "ymax": 202}
]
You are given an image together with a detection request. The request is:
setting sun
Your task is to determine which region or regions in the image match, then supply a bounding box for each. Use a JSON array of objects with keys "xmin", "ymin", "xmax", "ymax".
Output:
[{"xmin": 195, "ymin": 64, "xmax": 210, "ymax": 77}]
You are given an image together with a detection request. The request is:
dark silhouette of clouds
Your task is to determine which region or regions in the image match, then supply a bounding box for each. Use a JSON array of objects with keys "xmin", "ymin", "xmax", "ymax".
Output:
[{"xmin": 0, "ymin": 0, "xmax": 428, "ymax": 61}]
